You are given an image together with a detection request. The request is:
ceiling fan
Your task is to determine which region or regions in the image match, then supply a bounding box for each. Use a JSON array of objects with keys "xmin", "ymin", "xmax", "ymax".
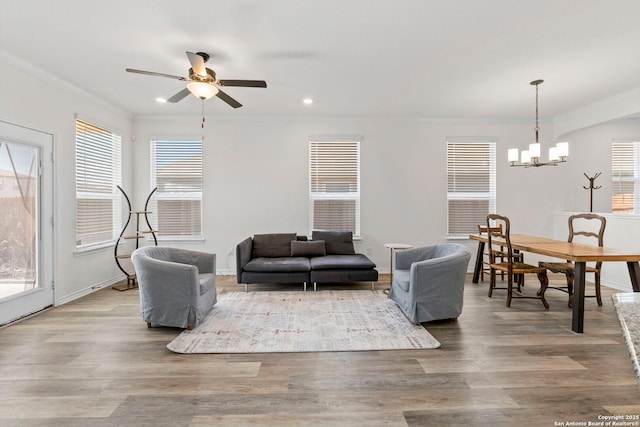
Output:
[{"xmin": 125, "ymin": 51, "xmax": 267, "ymax": 109}]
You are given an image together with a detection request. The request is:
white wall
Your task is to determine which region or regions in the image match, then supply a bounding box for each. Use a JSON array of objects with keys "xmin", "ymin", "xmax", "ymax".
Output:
[
  {"xmin": 133, "ymin": 115, "xmax": 578, "ymax": 275},
  {"xmin": 548, "ymin": 119, "xmax": 640, "ymax": 291},
  {"xmin": 0, "ymin": 53, "xmax": 133, "ymax": 304},
  {"xmin": 555, "ymin": 119, "xmax": 640, "ymax": 213}
]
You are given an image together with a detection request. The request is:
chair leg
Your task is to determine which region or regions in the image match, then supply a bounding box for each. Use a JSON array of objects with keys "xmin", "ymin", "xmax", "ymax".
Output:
[
  {"xmin": 595, "ymin": 272, "xmax": 603, "ymax": 306},
  {"xmin": 537, "ymin": 272, "xmax": 550, "ymax": 309},
  {"xmin": 506, "ymin": 274, "xmax": 513, "ymax": 307},
  {"xmin": 488, "ymin": 269, "xmax": 495, "ymax": 297},
  {"xmin": 566, "ymin": 273, "xmax": 574, "ymax": 308}
]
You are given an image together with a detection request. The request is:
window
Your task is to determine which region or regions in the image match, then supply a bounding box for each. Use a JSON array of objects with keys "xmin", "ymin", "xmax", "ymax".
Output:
[
  {"xmin": 309, "ymin": 138, "xmax": 360, "ymax": 236},
  {"xmin": 612, "ymin": 140, "xmax": 640, "ymax": 214},
  {"xmin": 150, "ymin": 139, "xmax": 203, "ymax": 238},
  {"xmin": 447, "ymin": 139, "xmax": 496, "ymax": 237},
  {"xmin": 75, "ymin": 119, "xmax": 122, "ymax": 247}
]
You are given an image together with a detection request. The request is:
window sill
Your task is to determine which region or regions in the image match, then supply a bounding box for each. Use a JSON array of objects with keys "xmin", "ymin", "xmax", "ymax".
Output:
[
  {"xmin": 447, "ymin": 235, "xmax": 473, "ymax": 241},
  {"xmin": 75, "ymin": 240, "xmax": 118, "ymax": 255},
  {"xmin": 156, "ymin": 236, "xmax": 205, "ymax": 244}
]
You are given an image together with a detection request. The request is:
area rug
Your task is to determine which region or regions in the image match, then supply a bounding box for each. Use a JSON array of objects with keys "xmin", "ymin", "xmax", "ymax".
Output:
[{"xmin": 167, "ymin": 290, "xmax": 441, "ymax": 353}]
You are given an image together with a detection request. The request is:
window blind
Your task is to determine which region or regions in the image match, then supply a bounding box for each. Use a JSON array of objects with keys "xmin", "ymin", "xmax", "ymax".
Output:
[
  {"xmin": 612, "ymin": 141, "xmax": 639, "ymax": 214},
  {"xmin": 447, "ymin": 140, "xmax": 496, "ymax": 237},
  {"xmin": 75, "ymin": 119, "xmax": 122, "ymax": 246},
  {"xmin": 150, "ymin": 139, "xmax": 203, "ymax": 237},
  {"xmin": 309, "ymin": 139, "xmax": 360, "ymax": 236}
]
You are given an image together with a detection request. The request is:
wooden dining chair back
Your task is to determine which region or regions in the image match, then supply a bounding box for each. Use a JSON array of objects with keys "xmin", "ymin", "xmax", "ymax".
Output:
[
  {"xmin": 538, "ymin": 213, "xmax": 606, "ymax": 307},
  {"xmin": 478, "ymin": 223, "xmax": 503, "ymax": 281},
  {"xmin": 486, "ymin": 214, "xmax": 549, "ymax": 309},
  {"xmin": 478, "ymin": 223, "xmax": 524, "ymax": 282}
]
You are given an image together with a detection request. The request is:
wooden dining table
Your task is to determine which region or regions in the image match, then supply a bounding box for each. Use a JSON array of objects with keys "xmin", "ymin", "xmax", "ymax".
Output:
[{"xmin": 469, "ymin": 233, "xmax": 640, "ymax": 333}]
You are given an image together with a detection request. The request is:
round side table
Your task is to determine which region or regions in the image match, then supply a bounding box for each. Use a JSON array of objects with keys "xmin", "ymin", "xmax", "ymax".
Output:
[{"xmin": 384, "ymin": 243, "xmax": 413, "ymax": 286}]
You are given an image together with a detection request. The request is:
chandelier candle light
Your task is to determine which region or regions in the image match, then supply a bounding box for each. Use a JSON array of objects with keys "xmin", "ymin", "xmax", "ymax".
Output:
[{"xmin": 508, "ymin": 79, "xmax": 569, "ymax": 167}]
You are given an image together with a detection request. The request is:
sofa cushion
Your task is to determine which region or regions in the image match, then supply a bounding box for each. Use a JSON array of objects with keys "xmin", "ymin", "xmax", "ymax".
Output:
[
  {"xmin": 311, "ymin": 230, "xmax": 355, "ymax": 255},
  {"xmin": 290, "ymin": 240, "xmax": 326, "ymax": 257},
  {"xmin": 243, "ymin": 257, "xmax": 311, "ymax": 272},
  {"xmin": 251, "ymin": 233, "xmax": 297, "ymax": 258},
  {"xmin": 310, "ymin": 254, "xmax": 376, "ymax": 270}
]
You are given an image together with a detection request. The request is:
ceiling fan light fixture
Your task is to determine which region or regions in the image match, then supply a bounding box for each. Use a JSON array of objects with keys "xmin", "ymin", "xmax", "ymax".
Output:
[{"xmin": 187, "ymin": 82, "xmax": 219, "ymax": 99}]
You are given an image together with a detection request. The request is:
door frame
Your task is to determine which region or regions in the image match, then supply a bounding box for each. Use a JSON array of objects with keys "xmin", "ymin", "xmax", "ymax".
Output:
[{"xmin": 0, "ymin": 119, "xmax": 55, "ymax": 326}]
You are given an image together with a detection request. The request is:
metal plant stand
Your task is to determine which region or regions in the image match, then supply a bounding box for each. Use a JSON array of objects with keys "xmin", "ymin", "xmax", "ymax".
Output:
[{"xmin": 112, "ymin": 186, "xmax": 158, "ymax": 291}]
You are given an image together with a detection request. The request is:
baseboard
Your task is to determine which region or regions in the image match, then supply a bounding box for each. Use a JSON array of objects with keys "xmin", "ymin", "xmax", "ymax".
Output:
[
  {"xmin": 216, "ymin": 269, "xmax": 236, "ymax": 276},
  {"xmin": 602, "ymin": 280, "xmax": 633, "ymax": 292},
  {"xmin": 55, "ymin": 274, "xmax": 125, "ymax": 306}
]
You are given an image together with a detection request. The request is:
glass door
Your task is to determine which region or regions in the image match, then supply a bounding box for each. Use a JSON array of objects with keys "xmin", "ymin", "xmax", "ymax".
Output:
[{"xmin": 0, "ymin": 120, "xmax": 54, "ymax": 325}]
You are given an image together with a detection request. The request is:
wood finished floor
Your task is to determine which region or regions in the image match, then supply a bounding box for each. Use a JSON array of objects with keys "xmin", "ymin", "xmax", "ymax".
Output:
[{"xmin": 1, "ymin": 275, "xmax": 639, "ymax": 426}]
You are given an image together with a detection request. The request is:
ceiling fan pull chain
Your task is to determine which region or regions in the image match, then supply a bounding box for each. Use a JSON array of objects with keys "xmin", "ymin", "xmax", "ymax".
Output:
[{"xmin": 201, "ymin": 98, "xmax": 205, "ymax": 128}]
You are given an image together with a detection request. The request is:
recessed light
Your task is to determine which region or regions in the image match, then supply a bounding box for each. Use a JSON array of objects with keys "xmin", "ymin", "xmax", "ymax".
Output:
[
  {"xmin": 303, "ymin": 98, "xmax": 313, "ymax": 105},
  {"xmin": 156, "ymin": 97, "xmax": 167, "ymax": 103}
]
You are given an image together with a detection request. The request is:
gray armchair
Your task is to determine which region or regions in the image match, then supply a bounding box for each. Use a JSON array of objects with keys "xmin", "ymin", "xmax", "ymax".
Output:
[
  {"xmin": 131, "ymin": 246, "xmax": 217, "ymax": 329},
  {"xmin": 388, "ymin": 243, "xmax": 471, "ymax": 323}
]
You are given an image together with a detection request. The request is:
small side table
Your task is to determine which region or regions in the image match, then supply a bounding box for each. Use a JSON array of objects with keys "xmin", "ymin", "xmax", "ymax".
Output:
[{"xmin": 384, "ymin": 243, "xmax": 413, "ymax": 286}]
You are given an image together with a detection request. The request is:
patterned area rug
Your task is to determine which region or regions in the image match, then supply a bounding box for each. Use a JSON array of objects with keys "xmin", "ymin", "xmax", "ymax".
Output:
[{"xmin": 167, "ymin": 290, "xmax": 441, "ymax": 353}]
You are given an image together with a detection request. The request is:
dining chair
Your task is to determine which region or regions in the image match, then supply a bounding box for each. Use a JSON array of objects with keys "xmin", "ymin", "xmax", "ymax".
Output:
[
  {"xmin": 486, "ymin": 214, "xmax": 549, "ymax": 309},
  {"xmin": 477, "ymin": 224, "xmax": 524, "ymax": 282},
  {"xmin": 538, "ymin": 213, "xmax": 606, "ymax": 307}
]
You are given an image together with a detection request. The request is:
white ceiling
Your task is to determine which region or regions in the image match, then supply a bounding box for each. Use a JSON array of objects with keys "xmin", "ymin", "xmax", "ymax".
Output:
[{"xmin": 2, "ymin": 0, "xmax": 640, "ymax": 120}]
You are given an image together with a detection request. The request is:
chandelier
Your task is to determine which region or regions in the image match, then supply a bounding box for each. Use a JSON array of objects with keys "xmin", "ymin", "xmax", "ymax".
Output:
[{"xmin": 508, "ymin": 79, "xmax": 569, "ymax": 167}]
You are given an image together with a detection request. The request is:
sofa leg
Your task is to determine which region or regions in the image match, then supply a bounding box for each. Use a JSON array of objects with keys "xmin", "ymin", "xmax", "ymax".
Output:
[
  {"xmin": 146, "ymin": 322, "xmax": 151, "ymax": 328},
  {"xmin": 303, "ymin": 282, "xmax": 307, "ymax": 292},
  {"xmin": 244, "ymin": 283, "xmax": 248, "ymax": 293},
  {"xmin": 371, "ymin": 281, "xmax": 375, "ymax": 291},
  {"xmin": 187, "ymin": 325, "xmax": 194, "ymax": 331},
  {"xmin": 314, "ymin": 282, "xmax": 317, "ymax": 292}
]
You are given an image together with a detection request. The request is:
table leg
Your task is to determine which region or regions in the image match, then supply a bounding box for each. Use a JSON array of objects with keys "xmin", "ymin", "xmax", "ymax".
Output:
[
  {"xmin": 571, "ymin": 262, "xmax": 586, "ymax": 333},
  {"xmin": 389, "ymin": 248, "xmax": 394, "ymax": 285},
  {"xmin": 472, "ymin": 241, "xmax": 484, "ymax": 284},
  {"xmin": 627, "ymin": 262, "xmax": 640, "ymax": 292}
]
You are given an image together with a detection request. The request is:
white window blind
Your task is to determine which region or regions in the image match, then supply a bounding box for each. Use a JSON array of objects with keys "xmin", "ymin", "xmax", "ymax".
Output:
[
  {"xmin": 612, "ymin": 140, "xmax": 640, "ymax": 214},
  {"xmin": 309, "ymin": 138, "xmax": 360, "ymax": 236},
  {"xmin": 447, "ymin": 139, "xmax": 496, "ymax": 237},
  {"xmin": 150, "ymin": 139, "xmax": 203, "ymax": 238},
  {"xmin": 75, "ymin": 119, "xmax": 122, "ymax": 247}
]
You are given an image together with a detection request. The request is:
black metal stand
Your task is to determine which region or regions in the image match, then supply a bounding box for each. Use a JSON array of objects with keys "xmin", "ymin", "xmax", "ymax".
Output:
[
  {"xmin": 112, "ymin": 186, "xmax": 158, "ymax": 291},
  {"xmin": 583, "ymin": 173, "xmax": 601, "ymax": 213}
]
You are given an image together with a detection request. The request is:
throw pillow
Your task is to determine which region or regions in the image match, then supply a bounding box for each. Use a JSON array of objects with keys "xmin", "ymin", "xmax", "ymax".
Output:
[
  {"xmin": 252, "ymin": 233, "xmax": 297, "ymax": 258},
  {"xmin": 290, "ymin": 240, "xmax": 326, "ymax": 257},
  {"xmin": 311, "ymin": 230, "xmax": 355, "ymax": 255}
]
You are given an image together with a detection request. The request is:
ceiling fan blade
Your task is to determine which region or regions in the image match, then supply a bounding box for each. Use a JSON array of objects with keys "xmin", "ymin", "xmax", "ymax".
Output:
[
  {"xmin": 125, "ymin": 68, "xmax": 187, "ymax": 81},
  {"xmin": 216, "ymin": 89, "xmax": 242, "ymax": 108},
  {"xmin": 218, "ymin": 79, "xmax": 267, "ymax": 88},
  {"xmin": 186, "ymin": 51, "xmax": 207, "ymax": 77},
  {"xmin": 166, "ymin": 88, "xmax": 191, "ymax": 103}
]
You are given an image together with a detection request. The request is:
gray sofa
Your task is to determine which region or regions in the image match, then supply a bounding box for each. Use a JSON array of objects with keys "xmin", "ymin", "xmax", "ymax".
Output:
[
  {"xmin": 236, "ymin": 231, "xmax": 378, "ymax": 291},
  {"xmin": 131, "ymin": 246, "xmax": 217, "ymax": 330}
]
